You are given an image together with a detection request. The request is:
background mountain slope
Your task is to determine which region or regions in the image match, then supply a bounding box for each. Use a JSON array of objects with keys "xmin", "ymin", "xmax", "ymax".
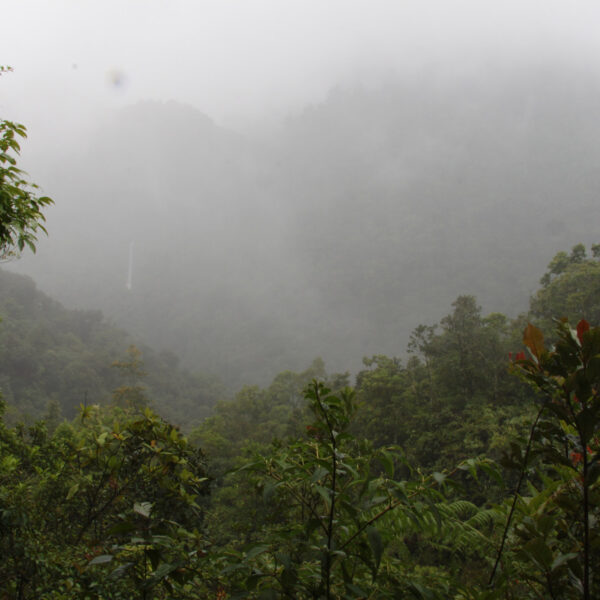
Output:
[
  {"xmin": 10, "ymin": 62, "xmax": 600, "ymax": 387},
  {"xmin": 0, "ymin": 269, "xmax": 223, "ymax": 424}
]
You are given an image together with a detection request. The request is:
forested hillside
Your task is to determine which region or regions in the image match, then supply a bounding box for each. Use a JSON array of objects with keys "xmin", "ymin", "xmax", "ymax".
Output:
[
  {"xmin": 2, "ymin": 244, "xmax": 599, "ymax": 598},
  {"xmin": 11, "ymin": 61, "xmax": 600, "ymax": 388},
  {"xmin": 0, "ymin": 269, "xmax": 224, "ymax": 424}
]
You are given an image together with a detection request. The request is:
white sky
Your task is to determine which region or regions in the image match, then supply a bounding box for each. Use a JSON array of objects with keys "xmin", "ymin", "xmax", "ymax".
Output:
[{"xmin": 2, "ymin": 0, "xmax": 600, "ymax": 132}]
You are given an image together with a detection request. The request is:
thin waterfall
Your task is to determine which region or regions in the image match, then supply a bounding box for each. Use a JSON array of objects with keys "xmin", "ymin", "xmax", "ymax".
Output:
[{"xmin": 126, "ymin": 241, "xmax": 134, "ymax": 290}]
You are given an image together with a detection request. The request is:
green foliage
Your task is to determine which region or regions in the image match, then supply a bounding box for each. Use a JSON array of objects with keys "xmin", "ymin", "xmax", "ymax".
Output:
[
  {"xmin": 191, "ymin": 360, "xmax": 342, "ymax": 551},
  {"xmin": 354, "ymin": 354, "xmax": 409, "ymax": 447},
  {"xmin": 0, "ymin": 268, "xmax": 224, "ymax": 423},
  {"xmin": 111, "ymin": 344, "xmax": 149, "ymax": 409},
  {"xmin": 221, "ymin": 381, "xmax": 499, "ymax": 598},
  {"xmin": 3, "ymin": 232, "xmax": 599, "ymax": 598},
  {"xmin": 487, "ymin": 320, "xmax": 600, "ymax": 599},
  {"xmin": 354, "ymin": 297, "xmax": 530, "ymax": 472},
  {"xmin": 190, "ymin": 358, "xmax": 329, "ymax": 475},
  {"xmin": 0, "ymin": 67, "xmax": 53, "ymax": 258},
  {"xmin": 532, "ymin": 244, "xmax": 600, "ymax": 332},
  {"xmin": 0, "ymin": 403, "xmax": 210, "ymax": 598}
]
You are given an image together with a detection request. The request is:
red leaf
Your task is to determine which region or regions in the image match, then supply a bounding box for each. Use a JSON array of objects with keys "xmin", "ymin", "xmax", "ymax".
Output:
[
  {"xmin": 523, "ymin": 324, "xmax": 545, "ymax": 359},
  {"xmin": 577, "ymin": 319, "xmax": 590, "ymax": 344}
]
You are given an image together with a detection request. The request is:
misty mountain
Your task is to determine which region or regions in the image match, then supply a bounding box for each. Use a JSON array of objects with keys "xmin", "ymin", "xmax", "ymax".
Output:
[{"xmin": 10, "ymin": 61, "xmax": 600, "ymax": 387}]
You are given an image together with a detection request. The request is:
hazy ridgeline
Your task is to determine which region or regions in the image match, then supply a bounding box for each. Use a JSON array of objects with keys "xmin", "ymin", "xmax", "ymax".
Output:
[{"xmin": 10, "ymin": 62, "xmax": 600, "ymax": 388}]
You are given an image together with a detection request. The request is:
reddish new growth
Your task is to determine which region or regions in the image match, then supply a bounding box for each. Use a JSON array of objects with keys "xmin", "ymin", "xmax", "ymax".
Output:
[
  {"xmin": 577, "ymin": 319, "xmax": 590, "ymax": 344},
  {"xmin": 570, "ymin": 445, "xmax": 593, "ymax": 467}
]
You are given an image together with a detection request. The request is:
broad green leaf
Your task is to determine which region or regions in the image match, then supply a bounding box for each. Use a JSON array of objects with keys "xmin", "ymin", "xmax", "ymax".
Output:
[
  {"xmin": 522, "ymin": 537, "xmax": 553, "ymax": 570},
  {"xmin": 245, "ymin": 545, "xmax": 270, "ymax": 561},
  {"xmin": 433, "ymin": 472, "xmax": 446, "ymax": 485},
  {"xmin": 551, "ymin": 552, "xmax": 578, "ymax": 571},
  {"xmin": 147, "ymin": 548, "xmax": 161, "ymax": 570},
  {"xmin": 133, "ymin": 501, "xmax": 152, "ymax": 518},
  {"xmin": 408, "ymin": 581, "xmax": 436, "ymax": 599},
  {"xmin": 378, "ymin": 449, "xmax": 395, "ymax": 478},
  {"xmin": 346, "ymin": 583, "xmax": 368, "ymax": 597},
  {"xmin": 66, "ymin": 482, "xmax": 79, "ymax": 500},
  {"xmin": 478, "ymin": 460, "xmax": 504, "ymax": 486},
  {"xmin": 89, "ymin": 554, "xmax": 113, "ymax": 565},
  {"xmin": 275, "ymin": 552, "xmax": 291, "ymax": 570},
  {"xmin": 311, "ymin": 466, "xmax": 329, "ymax": 483},
  {"xmin": 367, "ymin": 525, "xmax": 384, "ymax": 571},
  {"xmin": 262, "ymin": 481, "xmax": 278, "ymax": 502},
  {"xmin": 246, "ymin": 572, "xmax": 262, "ymax": 590},
  {"xmin": 109, "ymin": 562, "xmax": 134, "ymax": 580},
  {"xmin": 315, "ymin": 484, "xmax": 332, "ymax": 507},
  {"xmin": 107, "ymin": 520, "xmax": 136, "ymax": 535},
  {"xmin": 148, "ymin": 562, "xmax": 176, "ymax": 582}
]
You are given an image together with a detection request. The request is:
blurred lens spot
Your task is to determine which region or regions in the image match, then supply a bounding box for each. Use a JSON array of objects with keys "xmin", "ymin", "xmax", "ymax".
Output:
[{"xmin": 106, "ymin": 69, "xmax": 127, "ymax": 90}]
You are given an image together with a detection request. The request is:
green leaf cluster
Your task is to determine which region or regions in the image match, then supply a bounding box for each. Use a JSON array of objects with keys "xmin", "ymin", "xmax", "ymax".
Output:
[
  {"xmin": 0, "ymin": 67, "xmax": 53, "ymax": 258},
  {"xmin": 0, "ymin": 402, "xmax": 212, "ymax": 598}
]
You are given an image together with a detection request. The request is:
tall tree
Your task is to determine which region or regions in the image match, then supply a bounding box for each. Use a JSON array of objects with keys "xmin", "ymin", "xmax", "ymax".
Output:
[{"xmin": 531, "ymin": 244, "xmax": 600, "ymax": 332}]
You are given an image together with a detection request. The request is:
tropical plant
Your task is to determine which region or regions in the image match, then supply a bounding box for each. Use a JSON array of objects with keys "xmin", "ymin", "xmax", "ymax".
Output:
[
  {"xmin": 488, "ymin": 319, "xmax": 600, "ymax": 599},
  {"xmin": 0, "ymin": 66, "xmax": 53, "ymax": 259}
]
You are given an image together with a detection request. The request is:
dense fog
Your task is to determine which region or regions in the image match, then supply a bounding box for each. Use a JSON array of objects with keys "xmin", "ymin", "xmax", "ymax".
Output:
[{"xmin": 3, "ymin": 1, "xmax": 600, "ymax": 387}]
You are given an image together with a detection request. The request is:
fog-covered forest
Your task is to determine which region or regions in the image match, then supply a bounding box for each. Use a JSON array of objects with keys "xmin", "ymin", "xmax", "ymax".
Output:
[
  {"xmin": 9, "ymin": 62, "xmax": 600, "ymax": 387},
  {"xmin": 2, "ymin": 2, "xmax": 600, "ymax": 598}
]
